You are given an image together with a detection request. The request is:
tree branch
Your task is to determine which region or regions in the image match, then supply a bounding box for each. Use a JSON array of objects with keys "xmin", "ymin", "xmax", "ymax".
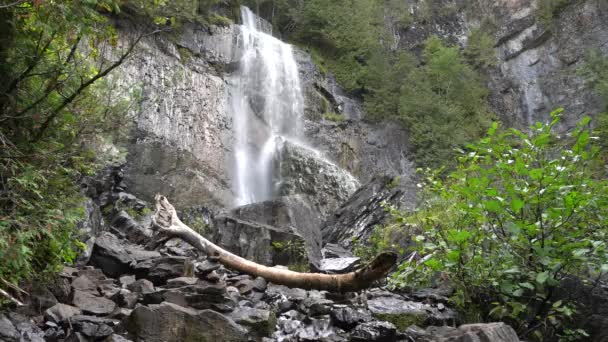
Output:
[{"xmin": 152, "ymin": 195, "xmax": 397, "ymax": 293}]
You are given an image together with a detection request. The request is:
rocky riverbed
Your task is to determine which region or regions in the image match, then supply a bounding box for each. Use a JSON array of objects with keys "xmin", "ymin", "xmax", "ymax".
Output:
[{"xmin": 0, "ymin": 166, "xmax": 520, "ymax": 342}]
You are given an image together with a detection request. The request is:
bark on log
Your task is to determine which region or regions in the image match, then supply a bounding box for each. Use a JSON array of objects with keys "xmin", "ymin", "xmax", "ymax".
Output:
[{"xmin": 152, "ymin": 195, "xmax": 397, "ymax": 292}]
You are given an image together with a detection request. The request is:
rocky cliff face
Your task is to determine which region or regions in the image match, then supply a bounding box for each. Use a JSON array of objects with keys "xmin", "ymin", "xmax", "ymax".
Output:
[
  {"xmin": 388, "ymin": 0, "xmax": 608, "ymax": 128},
  {"xmin": 112, "ymin": 17, "xmax": 417, "ymax": 213}
]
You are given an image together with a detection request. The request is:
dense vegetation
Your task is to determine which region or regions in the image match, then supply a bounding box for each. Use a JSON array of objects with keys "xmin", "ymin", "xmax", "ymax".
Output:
[
  {"xmin": 0, "ymin": 0, "xmax": 233, "ymax": 291},
  {"xmin": 366, "ymin": 112, "xmax": 607, "ymax": 340}
]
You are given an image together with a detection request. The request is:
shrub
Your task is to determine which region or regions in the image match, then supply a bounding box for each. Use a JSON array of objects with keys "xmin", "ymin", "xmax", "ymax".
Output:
[
  {"xmin": 389, "ymin": 110, "xmax": 608, "ymax": 340},
  {"xmin": 323, "ymin": 112, "xmax": 345, "ymax": 122}
]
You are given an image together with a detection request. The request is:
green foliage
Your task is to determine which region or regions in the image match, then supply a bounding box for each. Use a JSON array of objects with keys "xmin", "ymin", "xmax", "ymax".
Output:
[
  {"xmin": 389, "ymin": 111, "xmax": 608, "ymax": 340},
  {"xmin": 464, "ymin": 27, "xmax": 497, "ymax": 69},
  {"xmin": 293, "ymin": 0, "xmax": 385, "ymax": 93},
  {"xmin": 323, "ymin": 112, "xmax": 345, "ymax": 122},
  {"xmin": 0, "ymin": 1, "xmax": 138, "ymax": 286},
  {"xmin": 207, "ymin": 13, "xmax": 233, "ymax": 27},
  {"xmin": 399, "ymin": 36, "xmax": 493, "ymax": 168},
  {"xmin": 271, "ymin": 239, "xmax": 308, "ymax": 272}
]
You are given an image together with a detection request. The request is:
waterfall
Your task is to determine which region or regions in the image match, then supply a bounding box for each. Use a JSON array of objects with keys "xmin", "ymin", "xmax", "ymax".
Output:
[{"xmin": 230, "ymin": 6, "xmax": 305, "ymax": 206}]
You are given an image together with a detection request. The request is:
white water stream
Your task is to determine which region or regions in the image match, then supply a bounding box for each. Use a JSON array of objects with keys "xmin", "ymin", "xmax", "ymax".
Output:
[{"xmin": 230, "ymin": 7, "xmax": 305, "ymax": 206}]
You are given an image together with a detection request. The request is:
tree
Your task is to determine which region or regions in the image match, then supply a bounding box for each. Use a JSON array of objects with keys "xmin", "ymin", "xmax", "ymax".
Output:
[
  {"xmin": 0, "ymin": 0, "xmax": 156, "ymax": 295},
  {"xmin": 152, "ymin": 195, "xmax": 397, "ymax": 292},
  {"xmin": 388, "ymin": 110, "xmax": 608, "ymax": 340},
  {"xmin": 399, "ymin": 36, "xmax": 492, "ymax": 168}
]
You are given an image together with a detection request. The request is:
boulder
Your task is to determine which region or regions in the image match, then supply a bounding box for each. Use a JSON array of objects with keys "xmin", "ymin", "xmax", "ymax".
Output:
[
  {"xmin": 110, "ymin": 210, "xmax": 152, "ymax": 245},
  {"xmin": 423, "ymin": 323, "xmax": 520, "ymax": 342},
  {"xmin": 71, "ymin": 315, "xmax": 119, "ymax": 339},
  {"xmin": 367, "ymin": 293, "xmax": 456, "ymax": 330},
  {"xmin": 133, "ymin": 256, "xmax": 187, "ymax": 285},
  {"xmin": 126, "ymin": 302, "xmax": 247, "ymax": 342},
  {"xmin": 329, "ymin": 305, "xmax": 372, "ymax": 330},
  {"xmin": 316, "ymin": 257, "xmax": 360, "ymax": 274},
  {"xmin": 230, "ymin": 307, "xmax": 276, "ymax": 337},
  {"xmin": 277, "ymin": 140, "xmax": 360, "ymax": 218},
  {"xmin": 89, "ymin": 232, "xmax": 160, "ymax": 278},
  {"xmin": 45, "ymin": 303, "xmax": 82, "ymax": 323},
  {"xmin": 228, "ymin": 195, "xmax": 324, "ymax": 266},
  {"xmin": 321, "ymin": 174, "xmax": 412, "ymax": 249},
  {"xmin": 350, "ymin": 321, "xmax": 397, "ymax": 342},
  {"xmin": 0, "ymin": 314, "xmax": 20, "ymax": 341},
  {"xmin": 72, "ymin": 290, "xmax": 117, "ymax": 316},
  {"xmin": 213, "ymin": 215, "xmax": 308, "ymax": 266}
]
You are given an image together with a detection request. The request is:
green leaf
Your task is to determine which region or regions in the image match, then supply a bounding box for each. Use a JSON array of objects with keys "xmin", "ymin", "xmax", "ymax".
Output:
[
  {"xmin": 484, "ymin": 200, "xmax": 502, "ymax": 213},
  {"xmin": 536, "ymin": 271, "xmax": 549, "ymax": 284},
  {"xmin": 510, "ymin": 198, "xmax": 524, "ymax": 212}
]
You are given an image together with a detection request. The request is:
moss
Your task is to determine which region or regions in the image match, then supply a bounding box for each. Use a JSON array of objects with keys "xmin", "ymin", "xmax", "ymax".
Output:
[
  {"xmin": 323, "ymin": 112, "xmax": 345, "ymax": 122},
  {"xmin": 177, "ymin": 47, "xmax": 193, "ymax": 64},
  {"xmin": 374, "ymin": 312, "xmax": 427, "ymax": 331},
  {"xmin": 386, "ymin": 176, "xmax": 401, "ymax": 189},
  {"xmin": 207, "ymin": 13, "xmax": 233, "ymax": 27}
]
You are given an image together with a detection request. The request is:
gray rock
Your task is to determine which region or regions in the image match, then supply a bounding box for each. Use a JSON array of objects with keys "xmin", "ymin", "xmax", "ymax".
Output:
[
  {"xmin": 89, "ymin": 232, "xmax": 160, "ymax": 278},
  {"xmin": 166, "ymin": 277, "xmax": 199, "ymax": 288},
  {"xmin": 45, "ymin": 303, "xmax": 82, "ymax": 323},
  {"xmin": 119, "ymin": 275, "xmax": 136, "ymax": 289},
  {"xmin": 104, "ymin": 334, "xmax": 133, "ymax": 342},
  {"xmin": 72, "ymin": 275, "xmax": 98, "ymax": 292},
  {"xmin": 330, "ymin": 305, "xmax": 372, "ymax": 330},
  {"xmin": 133, "ymin": 256, "xmax": 187, "ymax": 285},
  {"xmin": 213, "ymin": 215, "xmax": 308, "ymax": 266},
  {"xmin": 72, "ymin": 290, "xmax": 117, "ymax": 316},
  {"xmin": 367, "ymin": 294, "xmax": 457, "ymax": 330},
  {"xmin": 195, "ymin": 259, "xmax": 221, "ymax": 275},
  {"xmin": 277, "ymin": 140, "xmax": 360, "ymax": 218},
  {"xmin": 229, "ymin": 195, "xmax": 324, "ymax": 266},
  {"xmin": 0, "ymin": 314, "xmax": 19, "ymax": 341},
  {"xmin": 127, "ymin": 279, "xmax": 155, "ymax": 294},
  {"xmin": 110, "ymin": 210, "xmax": 152, "ymax": 245},
  {"xmin": 317, "ymin": 257, "xmax": 360, "ymax": 274},
  {"xmin": 423, "ymin": 322, "xmax": 520, "ymax": 342},
  {"xmin": 230, "ymin": 307, "xmax": 276, "ymax": 337},
  {"xmin": 322, "ymin": 174, "xmax": 413, "ymax": 249},
  {"xmin": 30, "ymin": 286, "xmax": 58, "ymax": 311},
  {"xmin": 321, "ymin": 243, "xmax": 353, "ymax": 258},
  {"xmin": 126, "ymin": 302, "xmax": 247, "ymax": 342},
  {"xmin": 71, "ymin": 315, "xmax": 119, "ymax": 339},
  {"xmin": 350, "ymin": 321, "xmax": 397, "ymax": 342}
]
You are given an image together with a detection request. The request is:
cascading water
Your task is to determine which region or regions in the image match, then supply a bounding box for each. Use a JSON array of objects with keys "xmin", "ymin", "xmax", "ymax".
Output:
[{"xmin": 230, "ymin": 6, "xmax": 305, "ymax": 206}]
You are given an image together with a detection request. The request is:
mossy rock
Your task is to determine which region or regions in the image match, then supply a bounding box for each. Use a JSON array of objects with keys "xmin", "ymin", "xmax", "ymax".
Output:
[{"xmin": 373, "ymin": 312, "xmax": 428, "ymax": 331}]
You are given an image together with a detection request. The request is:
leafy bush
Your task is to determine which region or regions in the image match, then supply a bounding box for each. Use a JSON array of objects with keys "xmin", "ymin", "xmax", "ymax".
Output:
[{"xmin": 389, "ymin": 110, "xmax": 608, "ymax": 340}]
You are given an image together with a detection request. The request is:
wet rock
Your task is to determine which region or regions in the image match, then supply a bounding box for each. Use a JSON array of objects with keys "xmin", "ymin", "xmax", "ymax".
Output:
[
  {"xmin": 290, "ymin": 315, "xmax": 347, "ymax": 341},
  {"xmin": 72, "ymin": 290, "xmax": 117, "ymax": 316},
  {"xmin": 104, "ymin": 334, "xmax": 133, "ymax": 342},
  {"xmin": 161, "ymin": 237, "xmax": 199, "ymax": 257},
  {"xmin": 230, "ymin": 307, "xmax": 276, "ymax": 337},
  {"xmin": 133, "ymin": 256, "xmax": 187, "ymax": 285},
  {"xmin": 45, "ymin": 303, "xmax": 82, "ymax": 323},
  {"xmin": 317, "ymin": 257, "xmax": 360, "ymax": 274},
  {"xmin": 330, "ymin": 305, "xmax": 372, "ymax": 330},
  {"xmin": 71, "ymin": 315, "xmax": 119, "ymax": 339},
  {"xmin": 126, "ymin": 302, "xmax": 247, "ymax": 342},
  {"xmin": 350, "ymin": 321, "xmax": 397, "ymax": 342},
  {"xmin": 111, "ymin": 289, "xmax": 138, "ymax": 309}
]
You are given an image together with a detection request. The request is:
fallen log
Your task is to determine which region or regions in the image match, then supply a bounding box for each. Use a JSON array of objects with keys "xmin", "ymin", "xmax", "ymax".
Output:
[{"xmin": 152, "ymin": 195, "xmax": 396, "ymax": 292}]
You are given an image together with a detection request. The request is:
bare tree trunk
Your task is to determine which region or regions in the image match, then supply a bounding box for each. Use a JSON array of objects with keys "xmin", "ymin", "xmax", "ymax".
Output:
[{"xmin": 152, "ymin": 195, "xmax": 397, "ymax": 292}]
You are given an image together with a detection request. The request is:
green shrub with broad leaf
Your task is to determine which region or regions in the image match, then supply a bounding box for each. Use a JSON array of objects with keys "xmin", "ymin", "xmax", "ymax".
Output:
[{"xmin": 389, "ymin": 109, "xmax": 608, "ymax": 340}]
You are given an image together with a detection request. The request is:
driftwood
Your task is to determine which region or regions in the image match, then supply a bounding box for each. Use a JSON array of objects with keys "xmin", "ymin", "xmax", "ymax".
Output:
[{"xmin": 152, "ymin": 195, "xmax": 396, "ymax": 292}]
